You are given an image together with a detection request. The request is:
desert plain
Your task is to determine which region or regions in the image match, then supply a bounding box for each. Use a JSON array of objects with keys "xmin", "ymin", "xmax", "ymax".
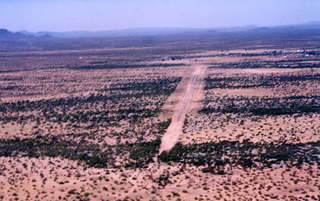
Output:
[{"xmin": 0, "ymin": 29, "xmax": 320, "ymax": 201}]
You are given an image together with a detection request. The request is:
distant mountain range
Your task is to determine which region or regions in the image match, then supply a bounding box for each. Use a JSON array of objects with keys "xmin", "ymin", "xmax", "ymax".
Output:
[
  {"xmin": 1, "ymin": 22, "xmax": 320, "ymax": 52},
  {"xmin": 0, "ymin": 29, "xmax": 31, "ymax": 39},
  {"xmin": 0, "ymin": 28, "xmax": 51, "ymax": 41},
  {"xmin": 35, "ymin": 27, "xmax": 209, "ymax": 38},
  {"xmin": 1, "ymin": 22, "xmax": 320, "ymax": 39}
]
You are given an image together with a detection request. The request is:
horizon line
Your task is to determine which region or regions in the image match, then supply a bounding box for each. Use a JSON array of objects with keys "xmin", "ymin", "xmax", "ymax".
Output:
[{"xmin": 3, "ymin": 20, "xmax": 320, "ymax": 34}]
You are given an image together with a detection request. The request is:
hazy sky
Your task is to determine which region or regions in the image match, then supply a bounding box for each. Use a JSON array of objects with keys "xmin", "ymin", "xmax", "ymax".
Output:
[{"xmin": 1, "ymin": 0, "xmax": 320, "ymax": 32}]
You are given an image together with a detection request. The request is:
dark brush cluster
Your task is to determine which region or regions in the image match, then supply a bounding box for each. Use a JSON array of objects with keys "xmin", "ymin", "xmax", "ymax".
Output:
[
  {"xmin": 1, "ymin": 136, "xmax": 318, "ymax": 174},
  {"xmin": 202, "ymin": 95, "xmax": 320, "ymax": 116},
  {"xmin": 205, "ymin": 73, "xmax": 320, "ymax": 89},
  {"xmin": 0, "ymin": 78, "xmax": 181, "ymax": 125},
  {"xmin": 0, "ymin": 76, "xmax": 180, "ymax": 144},
  {"xmin": 159, "ymin": 140, "xmax": 320, "ymax": 174},
  {"xmin": 71, "ymin": 63, "xmax": 186, "ymax": 70},
  {"xmin": 209, "ymin": 60, "xmax": 320, "ymax": 69},
  {"xmin": 0, "ymin": 95, "xmax": 160, "ymax": 125},
  {"xmin": 203, "ymin": 73, "xmax": 320, "ymax": 116},
  {"xmin": 107, "ymin": 78, "xmax": 182, "ymax": 96},
  {"xmin": 0, "ymin": 135, "xmax": 161, "ymax": 169}
]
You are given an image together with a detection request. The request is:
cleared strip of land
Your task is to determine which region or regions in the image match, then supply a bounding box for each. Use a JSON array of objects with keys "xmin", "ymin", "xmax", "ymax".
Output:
[{"xmin": 159, "ymin": 65, "xmax": 207, "ymax": 153}]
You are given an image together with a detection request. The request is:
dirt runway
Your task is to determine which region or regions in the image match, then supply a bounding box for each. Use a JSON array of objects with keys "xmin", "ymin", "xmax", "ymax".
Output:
[{"xmin": 159, "ymin": 65, "xmax": 207, "ymax": 153}]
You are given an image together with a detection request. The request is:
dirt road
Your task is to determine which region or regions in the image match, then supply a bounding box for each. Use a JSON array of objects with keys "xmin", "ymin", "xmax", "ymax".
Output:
[{"xmin": 159, "ymin": 65, "xmax": 207, "ymax": 153}]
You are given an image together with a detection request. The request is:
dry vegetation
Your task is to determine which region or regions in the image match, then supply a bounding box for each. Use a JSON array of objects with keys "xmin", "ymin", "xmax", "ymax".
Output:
[
  {"xmin": 0, "ymin": 36, "xmax": 320, "ymax": 200},
  {"xmin": 183, "ymin": 49, "xmax": 320, "ymax": 144}
]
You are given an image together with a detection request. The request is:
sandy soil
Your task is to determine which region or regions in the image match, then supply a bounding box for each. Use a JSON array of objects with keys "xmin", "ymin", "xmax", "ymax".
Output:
[{"xmin": 1, "ymin": 157, "xmax": 319, "ymax": 201}]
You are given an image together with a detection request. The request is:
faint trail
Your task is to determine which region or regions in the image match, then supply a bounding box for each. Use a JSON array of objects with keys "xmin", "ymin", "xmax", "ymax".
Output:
[{"xmin": 159, "ymin": 65, "xmax": 207, "ymax": 153}]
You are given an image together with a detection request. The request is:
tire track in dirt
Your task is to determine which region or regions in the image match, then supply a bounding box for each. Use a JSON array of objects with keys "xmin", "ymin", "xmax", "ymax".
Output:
[{"xmin": 159, "ymin": 65, "xmax": 207, "ymax": 153}]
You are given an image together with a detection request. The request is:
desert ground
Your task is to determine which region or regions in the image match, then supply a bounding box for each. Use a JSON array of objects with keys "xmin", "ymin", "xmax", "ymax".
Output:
[{"xmin": 0, "ymin": 35, "xmax": 320, "ymax": 201}]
